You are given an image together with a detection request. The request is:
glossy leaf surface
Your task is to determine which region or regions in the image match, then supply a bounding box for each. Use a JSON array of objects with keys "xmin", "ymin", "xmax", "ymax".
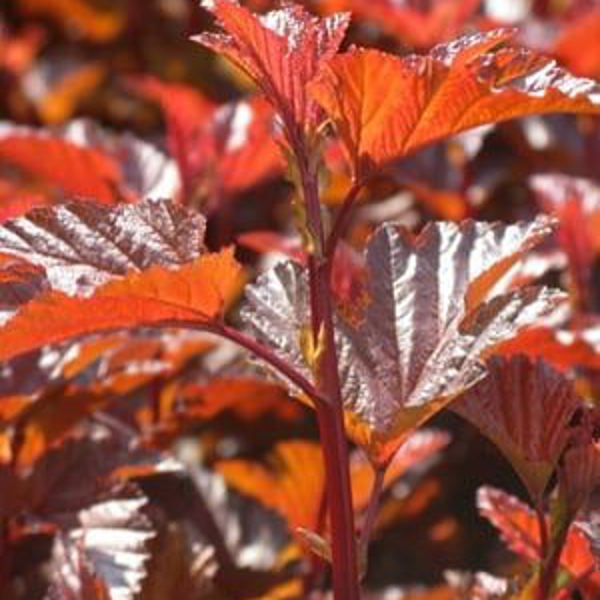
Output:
[
  {"xmin": 193, "ymin": 0, "xmax": 349, "ymax": 140},
  {"xmin": 310, "ymin": 29, "xmax": 600, "ymax": 178},
  {"xmin": 0, "ymin": 198, "xmax": 206, "ymax": 296},
  {"xmin": 243, "ymin": 217, "xmax": 563, "ymax": 464}
]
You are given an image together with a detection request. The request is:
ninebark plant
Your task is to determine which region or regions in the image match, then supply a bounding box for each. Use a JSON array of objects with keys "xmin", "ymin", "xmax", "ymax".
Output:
[{"xmin": 0, "ymin": 1, "xmax": 599, "ymax": 599}]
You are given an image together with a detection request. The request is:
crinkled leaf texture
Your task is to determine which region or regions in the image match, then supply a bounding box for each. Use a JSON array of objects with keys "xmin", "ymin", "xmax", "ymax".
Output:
[
  {"xmin": 242, "ymin": 216, "xmax": 564, "ymax": 465},
  {"xmin": 0, "ymin": 247, "xmax": 242, "ymax": 362},
  {"xmin": 193, "ymin": 0, "xmax": 349, "ymax": 140},
  {"xmin": 453, "ymin": 355, "xmax": 581, "ymax": 502},
  {"xmin": 0, "ymin": 198, "xmax": 206, "ymax": 297},
  {"xmin": 310, "ymin": 29, "xmax": 600, "ymax": 178}
]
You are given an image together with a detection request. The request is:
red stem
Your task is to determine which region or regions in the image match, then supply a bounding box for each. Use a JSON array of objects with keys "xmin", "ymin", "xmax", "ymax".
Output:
[
  {"xmin": 358, "ymin": 466, "xmax": 385, "ymax": 573},
  {"xmin": 204, "ymin": 322, "xmax": 326, "ymax": 406},
  {"xmin": 536, "ymin": 521, "xmax": 570, "ymax": 600},
  {"xmin": 301, "ymin": 160, "xmax": 361, "ymax": 600},
  {"xmin": 535, "ymin": 500, "xmax": 549, "ymax": 564}
]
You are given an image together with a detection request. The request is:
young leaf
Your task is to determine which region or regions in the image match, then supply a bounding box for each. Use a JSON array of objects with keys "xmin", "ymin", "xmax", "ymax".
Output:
[
  {"xmin": 0, "ymin": 248, "xmax": 243, "ymax": 362},
  {"xmin": 453, "ymin": 355, "xmax": 582, "ymax": 503},
  {"xmin": 310, "ymin": 29, "xmax": 600, "ymax": 179},
  {"xmin": 193, "ymin": 0, "xmax": 350, "ymax": 142},
  {"xmin": 0, "ymin": 198, "xmax": 206, "ymax": 296},
  {"xmin": 243, "ymin": 217, "xmax": 564, "ymax": 465}
]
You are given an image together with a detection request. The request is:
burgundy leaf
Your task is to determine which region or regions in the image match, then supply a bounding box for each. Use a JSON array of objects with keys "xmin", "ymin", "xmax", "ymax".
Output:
[{"xmin": 453, "ymin": 355, "xmax": 582, "ymax": 502}]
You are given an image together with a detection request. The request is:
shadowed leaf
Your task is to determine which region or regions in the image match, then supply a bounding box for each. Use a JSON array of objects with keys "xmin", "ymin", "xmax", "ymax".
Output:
[{"xmin": 453, "ymin": 355, "xmax": 582, "ymax": 502}]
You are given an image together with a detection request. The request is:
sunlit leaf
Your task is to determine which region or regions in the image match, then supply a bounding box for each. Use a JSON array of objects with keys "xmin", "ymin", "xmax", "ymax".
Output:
[
  {"xmin": 310, "ymin": 29, "xmax": 600, "ymax": 179},
  {"xmin": 193, "ymin": 0, "xmax": 350, "ymax": 141},
  {"xmin": 453, "ymin": 355, "xmax": 581, "ymax": 502},
  {"xmin": 0, "ymin": 248, "xmax": 243, "ymax": 362},
  {"xmin": 243, "ymin": 217, "xmax": 564, "ymax": 464},
  {"xmin": 61, "ymin": 491, "xmax": 157, "ymax": 600},
  {"xmin": 0, "ymin": 198, "xmax": 206, "ymax": 296}
]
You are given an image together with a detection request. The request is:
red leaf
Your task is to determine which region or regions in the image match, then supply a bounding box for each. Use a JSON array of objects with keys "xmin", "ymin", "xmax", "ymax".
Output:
[
  {"xmin": 554, "ymin": 7, "xmax": 600, "ymax": 78},
  {"xmin": 496, "ymin": 325, "xmax": 600, "ymax": 372},
  {"xmin": 0, "ymin": 135, "xmax": 121, "ymax": 203},
  {"xmin": 453, "ymin": 355, "xmax": 582, "ymax": 502},
  {"xmin": 477, "ymin": 485, "xmax": 542, "ymax": 561},
  {"xmin": 559, "ymin": 441, "xmax": 600, "ymax": 519},
  {"xmin": 193, "ymin": 0, "xmax": 350, "ymax": 141},
  {"xmin": 530, "ymin": 173, "xmax": 600, "ymax": 310},
  {"xmin": 310, "ymin": 29, "xmax": 600, "ymax": 179}
]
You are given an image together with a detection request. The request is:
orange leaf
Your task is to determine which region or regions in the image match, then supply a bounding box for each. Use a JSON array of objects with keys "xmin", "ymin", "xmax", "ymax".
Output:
[
  {"xmin": 0, "ymin": 248, "xmax": 243, "ymax": 362},
  {"xmin": 496, "ymin": 325, "xmax": 600, "ymax": 373},
  {"xmin": 217, "ymin": 440, "xmax": 324, "ymax": 533},
  {"xmin": 37, "ymin": 62, "xmax": 105, "ymax": 125},
  {"xmin": 554, "ymin": 8, "xmax": 600, "ymax": 78},
  {"xmin": 310, "ymin": 29, "xmax": 600, "ymax": 179},
  {"xmin": 20, "ymin": 0, "xmax": 125, "ymax": 42}
]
